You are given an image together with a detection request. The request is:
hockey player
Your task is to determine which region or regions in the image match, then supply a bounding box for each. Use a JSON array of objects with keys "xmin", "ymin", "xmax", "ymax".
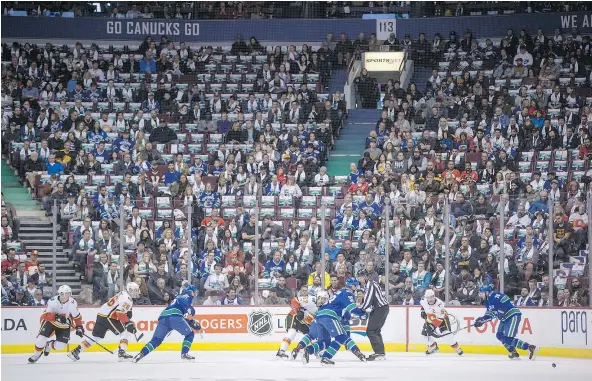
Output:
[
  {"xmin": 28, "ymin": 285, "xmax": 84, "ymax": 364},
  {"xmin": 291, "ymin": 285, "xmax": 366, "ymax": 366},
  {"xmin": 475, "ymin": 285, "xmax": 538, "ymax": 360},
  {"xmin": 276, "ymin": 286, "xmax": 317, "ymax": 359},
  {"xmin": 68, "ymin": 282, "xmax": 140, "ymax": 362},
  {"xmin": 134, "ymin": 285, "xmax": 201, "ymax": 362},
  {"xmin": 420, "ymin": 289, "xmax": 463, "ymax": 355}
]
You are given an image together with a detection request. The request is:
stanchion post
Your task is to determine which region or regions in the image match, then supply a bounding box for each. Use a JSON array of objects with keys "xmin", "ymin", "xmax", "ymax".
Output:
[
  {"xmin": 320, "ymin": 204, "xmax": 326, "ymax": 290},
  {"xmin": 52, "ymin": 199, "xmax": 58, "ymax": 297},
  {"xmin": 444, "ymin": 198, "xmax": 451, "ymax": 305}
]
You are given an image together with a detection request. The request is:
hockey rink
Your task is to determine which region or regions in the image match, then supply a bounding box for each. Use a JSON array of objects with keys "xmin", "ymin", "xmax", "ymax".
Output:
[{"xmin": 2, "ymin": 352, "xmax": 591, "ymax": 381}]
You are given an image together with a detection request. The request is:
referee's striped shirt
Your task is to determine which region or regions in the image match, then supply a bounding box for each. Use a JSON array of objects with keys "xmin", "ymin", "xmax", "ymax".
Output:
[{"xmin": 361, "ymin": 279, "xmax": 388, "ymax": 311}]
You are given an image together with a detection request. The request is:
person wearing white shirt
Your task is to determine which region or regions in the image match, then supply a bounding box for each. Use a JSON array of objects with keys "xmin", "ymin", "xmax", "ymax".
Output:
[
  {"xmin": 513, "ymin": 45, "xmax": 533, "ymax": 67},
  {"xmin": 529, "ymin": 172, "xmax": 545, "ymax": 193},
  {"xmin": 505, "ymin": 205, "xmax": 531, "ymax": 228},
  {"xmin": 314, "ymin": 166, "xmax": 330, "ymax": 186}
]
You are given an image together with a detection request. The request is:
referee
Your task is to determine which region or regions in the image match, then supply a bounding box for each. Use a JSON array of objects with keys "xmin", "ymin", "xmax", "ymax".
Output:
[{"xmin": 360, "ymin": 272, "xmax": 389, "ymax": 361}]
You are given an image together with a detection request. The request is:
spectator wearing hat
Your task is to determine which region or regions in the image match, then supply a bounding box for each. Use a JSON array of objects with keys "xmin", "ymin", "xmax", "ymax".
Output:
[{"xmin": 142, "ymin": 91, "xmax": 160, "ymax": 113}]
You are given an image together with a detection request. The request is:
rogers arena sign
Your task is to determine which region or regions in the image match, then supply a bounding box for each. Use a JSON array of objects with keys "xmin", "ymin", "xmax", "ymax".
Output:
[
  {"xmin": 362, "ymin": 52, "xmax": 405, "ymax": 72},
  {"xmin": 1, "ymin": 306, "xmax": 591, "ymax": 358}
]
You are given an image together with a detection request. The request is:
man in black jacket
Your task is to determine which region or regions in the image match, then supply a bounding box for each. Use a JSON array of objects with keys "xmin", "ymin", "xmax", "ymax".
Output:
[
  {"xmin": 231, "ymin": 34, "xmax": 249, "ymax": 56},
  {"xmin": 23, "ymin": 151, "xmax": 45, "ymax": 186},
  {"xmin": 148, "ymin": 122, "xmax": 178, "ymax": 144}
]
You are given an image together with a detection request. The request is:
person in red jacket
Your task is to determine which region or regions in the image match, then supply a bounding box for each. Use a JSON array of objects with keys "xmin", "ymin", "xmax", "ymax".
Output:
[
  {"xmin": 459, "ymin": 162, "xmax": 478, "ymax": 185},
  {"xmin": 24, "ymin": 250, "xmax": 39, "ymax": 272},
  {"xmin": 348, "ymin": 175, "xmax": 369, "ymax": 195},
  {"xmin": 578, "ymin": 135, "xmax": 592, "ymax": 159},
  {"xmin": 1, "ymin": 248, "xmax": 20, "ymax": 275}
]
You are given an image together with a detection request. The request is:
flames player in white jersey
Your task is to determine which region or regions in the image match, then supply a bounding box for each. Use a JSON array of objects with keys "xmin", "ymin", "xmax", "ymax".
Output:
[
  {"xmin": 28, "ymin": 285, "xmax": 85, "ymax": 364},
  {"xmin": 68, "ymin": 282, "xmax": 139, "ymax": 362},
  {"xmin": 276, "ymin": 285, "xmax": 317, "ymax": 359},
  {"xmin": 420, "ymin": 289, "xmax": 464, "ymax": 355}
]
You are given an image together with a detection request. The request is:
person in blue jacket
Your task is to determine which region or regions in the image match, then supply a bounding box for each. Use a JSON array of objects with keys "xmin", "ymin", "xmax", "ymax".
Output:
[
  {"xmin": 134, "ymin": 285, "xmax": 201, "ymax": 362},
  {"xmin": 474, "ymin": 285, "xmax": 538, "ymax": 360}
]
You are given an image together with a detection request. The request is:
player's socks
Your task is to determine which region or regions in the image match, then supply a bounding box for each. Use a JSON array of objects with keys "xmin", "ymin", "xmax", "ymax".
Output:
[
  {"xmin": 505, "ymin": 337, "xmax": 530, "ymax": 351},
  {"xmin": 279, "ymin": 337, "xmax": 292, "ymax": 352},
  {"xmin": 321, "ymin": 335, "xmax": 347, "ymax": 360},
  {"xmin": 43, "ymin": 340, "xmax": 55, "ymax": 356}
]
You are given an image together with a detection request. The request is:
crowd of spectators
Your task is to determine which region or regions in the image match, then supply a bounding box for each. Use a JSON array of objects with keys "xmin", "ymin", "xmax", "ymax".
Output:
[
  {"xmin": 0, "ymin": 30, "xmax": 356, "ymax": 306},
  {"xmin": 1, "ymin": 24, "xmax": 591, "ymax": 309},
  {"xmin": 353, "ymin": 27, "xmax": 591, "ymax": 306}
]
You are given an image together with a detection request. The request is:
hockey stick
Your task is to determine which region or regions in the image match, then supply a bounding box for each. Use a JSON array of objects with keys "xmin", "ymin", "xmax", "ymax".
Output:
[
  {"xmin": 431, "ymin": 323, "xmax": 476, "ymax": 339},
  {"xmin": 83, "ymin": 333, "xmax": 114, "ymax": 354},
  {"xmin": 134, "ymin": 332, "xmax": 145, "ymax": 342}
]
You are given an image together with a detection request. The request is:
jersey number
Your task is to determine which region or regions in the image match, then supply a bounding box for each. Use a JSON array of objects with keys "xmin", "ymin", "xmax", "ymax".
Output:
[{"xmin": 106, "ymin": 295, "xmax": 119, "ymax": 307}]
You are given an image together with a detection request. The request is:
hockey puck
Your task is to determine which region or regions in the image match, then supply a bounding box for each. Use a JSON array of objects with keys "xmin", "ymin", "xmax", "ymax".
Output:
[{"xmin": 552, "ymin": 363, "xmax": 556, "ymax": 368}]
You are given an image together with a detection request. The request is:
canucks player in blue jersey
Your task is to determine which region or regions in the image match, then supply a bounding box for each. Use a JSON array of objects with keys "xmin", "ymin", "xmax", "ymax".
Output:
[
  {"xmin": 291, "ymin": 278, "xmax": 366, "ymax": 365},
  {"xmin": 475, "ymin": 286, "xmax": 538, "ymax": 360},
  {"xmin": 133, "ymin": 285, "xmax": 201, "ymax": 362}
]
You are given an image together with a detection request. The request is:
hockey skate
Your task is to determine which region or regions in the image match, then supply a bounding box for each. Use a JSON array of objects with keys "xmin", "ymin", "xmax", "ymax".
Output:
[
  {"xmin": 43, "ymin": 340, "xmax": 54, "ymax": 356},
  {"xmin": 67, "ymin": 345, "xmax": 81, "ymax": 362},
  {"xmin": 528, "ymin": 345, "xmax": 539, "ymax": 360},
  {"xmin": 320, "ymin": 357, "xmax": 335, "ymax": 366},
  {"xmin": 290, "ymin": 346, "xmax": 302, "ymax": 360},
  {"xmin": 367, "ymin": 353, "xmax": 386, "ymax": 361},
  {"xmin": 508, "ymin": 350, "xmax": 520, "ymax": 360},
  {"xmin": 118, "ymin": 348, "xmax": 133, "ymax": 362},
  {"xmin": 353, "ymin": 349, "xmax": 366, "ymax": 362},
  {"xmin": 27, "ymin": 354, "xmax": 41, "ymax": 364},
  {"xmin": 275, "ymin": 350, "xmax": 289, "ymax": 360},
  {"xmin": 133, "ymin": 352, "xmax": 145, "ymax": 363},
  {"xmin": 455, "ymin": 347, "xmax": 464, "ymax": 356},
  {"xmin": 426, "ymin": 343, "xmax": 439, "ymax": 355},
  {"xmin": 301, "ymin": 349, "xmax": 310, "ymax": 364},
  {"xmin": 181, "ymin": 353, "xmax": 195, "ymax": 361}
]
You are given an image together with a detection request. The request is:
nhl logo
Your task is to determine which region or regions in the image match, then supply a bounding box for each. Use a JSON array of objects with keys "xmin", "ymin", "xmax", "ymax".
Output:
[{"xmin": 248, "ymin": 310, "xmax": 273, "ymax": 336}]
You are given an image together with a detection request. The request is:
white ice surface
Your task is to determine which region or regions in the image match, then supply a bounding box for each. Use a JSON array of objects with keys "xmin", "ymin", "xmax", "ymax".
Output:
[{"xmin": 2, "ymin": 351, "xmax": 591, "ymax": 381}]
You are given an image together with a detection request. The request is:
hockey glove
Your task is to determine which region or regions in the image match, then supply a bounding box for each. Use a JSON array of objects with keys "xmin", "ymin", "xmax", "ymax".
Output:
[
  {"xmin": 421, "ymin": 310, "xmax": 427, "ymax": 320},
  {"xmin": 474, "ymin": 317, "xmax": 487, "ymax": 328},
  {"xmin": 296, "ymin": 310, "xmax": 305, "ymax": 321},
  {"xmin": 75, "ymin": 325, "xmax": 85, "ymax": 338},
  {"xmin": 187, "ymin": 318, "xmax": 201, "ymax": 332},
  {"xmin": 124, "ymin": 321, "xmax": 137, "ymax": 334}
]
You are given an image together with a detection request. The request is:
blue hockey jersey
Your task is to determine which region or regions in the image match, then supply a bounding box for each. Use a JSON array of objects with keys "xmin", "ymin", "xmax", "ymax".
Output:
[
  {"xmin": 159, "ymin": 294, "xmax": 195, "ymax": 320},
  {"xmin": 483, "ymin": 292, "xmax": 521, "ymax": 322},
  {"xmin": 317, "ymin": 289, "xmax": 362, "ymax": 321}
]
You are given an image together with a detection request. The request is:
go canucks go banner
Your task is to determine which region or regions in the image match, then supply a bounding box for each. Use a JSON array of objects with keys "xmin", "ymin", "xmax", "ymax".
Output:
[{"xmin": 3, "ymin": 12, "xmax": 592, "ymax": 42}]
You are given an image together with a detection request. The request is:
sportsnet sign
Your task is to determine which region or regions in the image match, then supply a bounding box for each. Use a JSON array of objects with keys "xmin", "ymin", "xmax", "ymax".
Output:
[{"xmin": 362, "ymin": 52, "xmax": 405, "ymax": 72}]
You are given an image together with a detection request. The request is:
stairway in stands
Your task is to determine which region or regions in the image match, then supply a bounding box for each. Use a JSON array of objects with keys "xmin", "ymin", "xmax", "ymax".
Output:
[
  {"xmin": 326, "ymin": 108, "xmax": 378, "ymax": 176},
  {"xmin": 18, "ymin": 219, "xmax": 82, "ymax": 295},
  {"xmin": 1, "ymin": 161, "xmax": 39, "ymax": 212},
  {"xmin": 413, "ymin": 66, "xmax": 433, "ymax": 91}
]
